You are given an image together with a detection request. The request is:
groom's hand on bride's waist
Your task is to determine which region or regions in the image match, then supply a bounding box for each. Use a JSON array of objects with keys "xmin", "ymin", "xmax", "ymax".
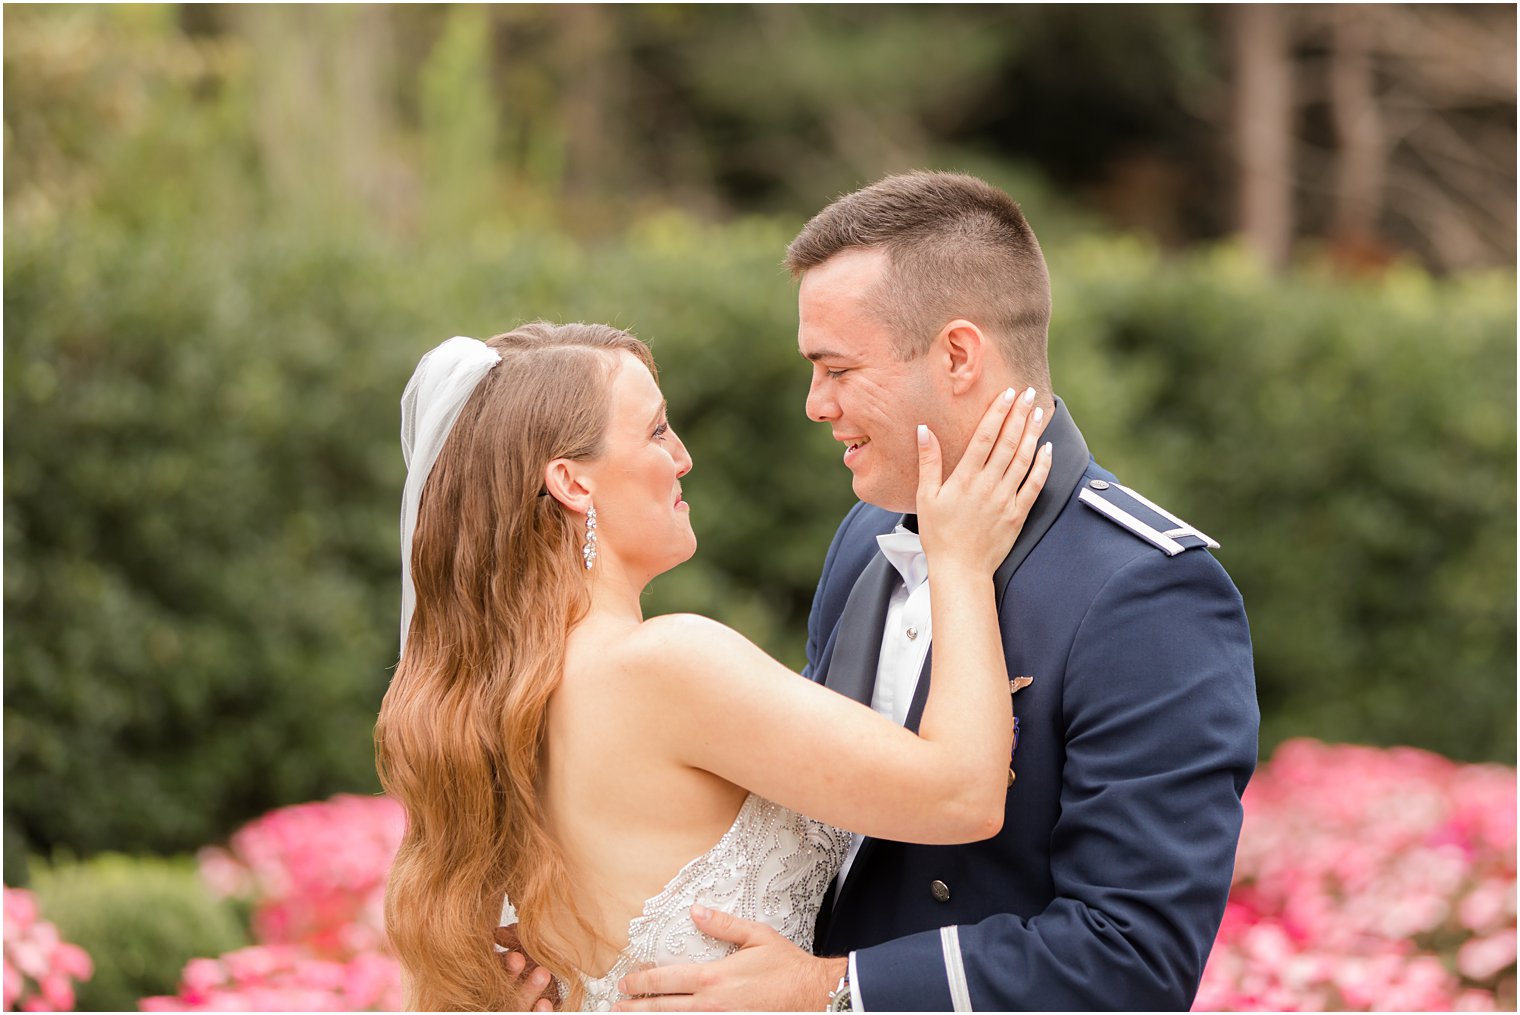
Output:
[
  {"xmin": 495, "ymin": 923, "xmax": 561, "ymax": 1011},
  {"xmin": 611, "ymin": 905, "xmax": 846, "ymax": 1012}
]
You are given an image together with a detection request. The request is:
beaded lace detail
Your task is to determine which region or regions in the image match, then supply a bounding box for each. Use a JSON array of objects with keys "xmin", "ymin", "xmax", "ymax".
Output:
[{"xmin": 499, "ymin": 794, "xmax": 850, "ymax": 1012}]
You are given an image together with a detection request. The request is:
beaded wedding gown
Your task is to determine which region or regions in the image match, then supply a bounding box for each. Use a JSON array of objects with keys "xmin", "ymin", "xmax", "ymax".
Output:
[{"xmin": 499, "ymin": 793, "xmax": 851, "ymax": 1011}]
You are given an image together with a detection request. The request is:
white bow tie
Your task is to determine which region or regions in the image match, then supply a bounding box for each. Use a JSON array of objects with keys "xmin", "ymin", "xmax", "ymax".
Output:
[{"xmin": 876, "ymin": 525, "xmax": 928, "ymax": 592}]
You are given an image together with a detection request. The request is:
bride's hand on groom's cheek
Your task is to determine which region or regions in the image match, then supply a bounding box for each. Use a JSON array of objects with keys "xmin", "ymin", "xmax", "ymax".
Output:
[
  {"xmin": 494, "ymin": 924, "xmax": 560, "ymax": 1012},
  {"xmin": 611, "ymin": 905, "xmax": 847, "ymax": 1012}
]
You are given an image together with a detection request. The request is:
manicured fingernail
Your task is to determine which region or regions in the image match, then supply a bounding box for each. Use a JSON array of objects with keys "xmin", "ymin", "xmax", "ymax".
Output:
[
  {"xmin": 692, "ymin": 903, "xmax": 711, "ymax": 919},
  {"xmin": 1032, "ymin": 407, "xmax": 1044, "ymax": 424},
  {"xmin": 1001, "ymin": 387, "xmax": 1016, "ymax": 405},
  {"xmin": 917, "ymin": 423, "xmax": 929, "ymax": 446},
  {"xmin": 1022, "ymin": 387, "xmax": 1036, "ymax": 405},
  {"xmin": 1042, "ymin": 442, "xmax": 1053, "ymax": 456}
]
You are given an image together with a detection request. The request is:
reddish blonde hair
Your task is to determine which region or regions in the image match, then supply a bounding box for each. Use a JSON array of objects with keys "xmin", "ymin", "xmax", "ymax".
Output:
[{"xmin": 376, "ymin": 321, "xmax": 656, "ymax": 1010}]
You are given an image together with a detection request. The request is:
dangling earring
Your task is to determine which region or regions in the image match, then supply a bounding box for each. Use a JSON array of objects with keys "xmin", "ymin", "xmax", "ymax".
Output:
[{"xmin": 581, "ymin": 504, "xmax": 598, "ymax": 570}]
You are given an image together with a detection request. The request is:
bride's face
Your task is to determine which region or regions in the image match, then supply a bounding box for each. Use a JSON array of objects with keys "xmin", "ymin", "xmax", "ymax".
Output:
[{"xmin": 582, "ymin": 351, "xmax": 696, "ymax": 577}]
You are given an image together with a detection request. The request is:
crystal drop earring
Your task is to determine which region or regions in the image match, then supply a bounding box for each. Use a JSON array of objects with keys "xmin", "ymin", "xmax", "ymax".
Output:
[{"xmin": 581, "ymin": 504, "xmax": 598, "ymax": 570}]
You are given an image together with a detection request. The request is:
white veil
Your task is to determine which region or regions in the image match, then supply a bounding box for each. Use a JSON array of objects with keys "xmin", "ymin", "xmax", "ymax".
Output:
[{"xmin": 398, "ymin": 336, "xmax": 502, "ymax": 651}]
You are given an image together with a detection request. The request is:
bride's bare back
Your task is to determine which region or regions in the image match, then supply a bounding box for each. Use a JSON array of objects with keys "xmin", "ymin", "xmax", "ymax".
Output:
[{"xmin": 541, "ymin": 615, "xmax": 752, "ymax": 975}]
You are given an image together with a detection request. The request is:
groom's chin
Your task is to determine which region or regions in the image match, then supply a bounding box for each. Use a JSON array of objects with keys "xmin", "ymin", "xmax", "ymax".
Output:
[{"xmin": 851, "ymin": 474, "xmax": 915, "ymax": 514}]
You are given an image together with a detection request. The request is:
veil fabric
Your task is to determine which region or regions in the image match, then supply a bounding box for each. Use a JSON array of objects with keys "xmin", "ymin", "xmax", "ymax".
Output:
[{"xmin": 399, "ymin": 336, "xmax": 502, "ymax": 651}]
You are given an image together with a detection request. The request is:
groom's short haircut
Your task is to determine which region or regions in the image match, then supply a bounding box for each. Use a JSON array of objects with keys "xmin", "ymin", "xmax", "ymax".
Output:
[{"xmin": 785, "ymin": 171, "xmax": 1052, "ymax": 381}]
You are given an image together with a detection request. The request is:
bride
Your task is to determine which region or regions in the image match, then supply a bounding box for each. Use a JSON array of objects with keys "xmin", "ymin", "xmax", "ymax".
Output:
[{"xmin": 375, "ymin": 321, "xmax": 1050, "ymax": 1011}]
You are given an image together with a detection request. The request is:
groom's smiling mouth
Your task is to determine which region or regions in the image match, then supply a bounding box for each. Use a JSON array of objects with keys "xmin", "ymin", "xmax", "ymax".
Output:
[{"xmin": 839, "ymin": 435, "xmax": 871, "ymax": 465}]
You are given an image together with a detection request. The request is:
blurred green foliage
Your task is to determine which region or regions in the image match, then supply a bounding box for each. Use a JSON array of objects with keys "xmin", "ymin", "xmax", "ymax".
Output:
[
  {"xmin": 30, "ymin": 853, "xmax": 250, "ymax": 1010},
  {"xmin": 1049, "ymin": 240, "xmax": 1516, "ymax": 759},
  {"xmin": 3, "ymin": 4, "xmax": 1514, "ymax": 862},
  {"xmin": 6, "ymin": 216, "xmax": 1514, "ymax": 859}
]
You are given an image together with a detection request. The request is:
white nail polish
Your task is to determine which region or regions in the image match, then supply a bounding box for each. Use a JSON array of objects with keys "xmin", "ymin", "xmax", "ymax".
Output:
[
  {"xmin": 1033, "ymin": 407, "xmax": 1044, "ymax": 424},
  {"xmin": 1023, "ymin": 387, "xmax": 1036, "ymax": 405},
  {"xmin": 1002, "ymin": 387, "xmax": 1016, "ymax": 405}
]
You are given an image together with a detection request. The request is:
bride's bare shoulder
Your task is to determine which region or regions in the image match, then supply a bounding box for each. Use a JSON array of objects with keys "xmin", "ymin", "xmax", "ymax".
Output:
[{"xmin": 615, "ymin": 614, "xmax": 757, "ymax": 677}]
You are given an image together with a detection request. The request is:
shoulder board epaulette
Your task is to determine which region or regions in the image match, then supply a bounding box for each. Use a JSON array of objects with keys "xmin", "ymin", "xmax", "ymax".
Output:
[{"xmin": 1078, "ymin": 480, "xmax": 1220, "ymax": 556}]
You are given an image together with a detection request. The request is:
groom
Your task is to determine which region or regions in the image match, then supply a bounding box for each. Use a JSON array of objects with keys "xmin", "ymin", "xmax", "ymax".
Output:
[{"xmin": 615, "ymin": 172, "xmax": 1259, "ymax": 1010}]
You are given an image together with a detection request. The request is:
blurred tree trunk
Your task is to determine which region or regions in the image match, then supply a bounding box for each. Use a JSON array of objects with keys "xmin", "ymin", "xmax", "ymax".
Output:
[
  {"xmin": 558, "ymin": 4, "xmax": 618, "ymax": 208},
  {"xmin": 1232, "ymin": 4, "xmax": 1294, "ymax": 269},
  {"xmin": 1329, "ymin": 5, "xmax": 1387, "ymax": 266},
  {"xmin": 236, "ymin": 6, "xmax": 399, "ymax": 225}
]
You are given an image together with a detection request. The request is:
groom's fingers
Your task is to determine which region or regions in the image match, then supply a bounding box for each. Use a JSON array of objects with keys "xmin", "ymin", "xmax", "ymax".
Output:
[
  {"xmin": 689, "ymin": 904, "xmax": 778, "ymax": 947},
  {"xmin": 612, "ymin": 995, "xmax": 699, "ymax": 1012},
  {"xmin": 495, "ymin": 923, "xmax": 563, "ymax": 1008},
  {"xmin": 616, "ymin": 962, "xmax": 702, "ymax": 1003}
]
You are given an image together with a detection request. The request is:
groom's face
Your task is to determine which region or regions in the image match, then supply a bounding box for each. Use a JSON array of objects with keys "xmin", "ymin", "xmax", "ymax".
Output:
[{"xmin": 798, "ymin": 248, "xmax": 943, "ymax": 513}]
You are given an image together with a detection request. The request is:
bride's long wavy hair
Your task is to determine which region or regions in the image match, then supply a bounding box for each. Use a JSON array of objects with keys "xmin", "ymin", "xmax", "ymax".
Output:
[{"xmin": 376, "ymin": 321, "xmax": 656, "ymax": 1011}]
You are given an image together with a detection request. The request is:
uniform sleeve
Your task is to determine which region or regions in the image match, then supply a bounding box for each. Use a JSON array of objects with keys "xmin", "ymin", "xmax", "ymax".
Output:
[{"xmin": 853, "ymin": 548, "xmax": 1259, "ymax": 1010}]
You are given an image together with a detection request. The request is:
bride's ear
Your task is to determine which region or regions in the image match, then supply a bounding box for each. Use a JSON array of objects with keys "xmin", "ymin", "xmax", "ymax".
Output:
[{"xmin": 544, "ymin": 459, "xmax": 594, "ymax": 514}]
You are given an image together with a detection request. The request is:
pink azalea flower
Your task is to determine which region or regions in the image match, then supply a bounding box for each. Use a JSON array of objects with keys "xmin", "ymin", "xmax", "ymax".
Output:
[
  {"xmin": 5, "ymin": 962, "xmax": 24, "ymax": 1010},
  {"xmin": 48, "ymin": 944, "xmax": 91, "ymax": 982},
  {"xmin": 3, "ymin": 890, "xmax": 37, "ymax": 932},
  {"xmin": 1458, "ymin": 929, "xmax": 1518, "ymax": 982},
  {"xmin": 2, "ymin": 887, "xmax": 93, "ymax": 1013},
  {"xmin": 1195, "ymin": 741, "xmax": 1516, "ymax": 1012}
]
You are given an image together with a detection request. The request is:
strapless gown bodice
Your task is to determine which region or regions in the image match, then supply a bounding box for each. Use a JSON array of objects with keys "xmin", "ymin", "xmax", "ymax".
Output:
[{"xmin": 499, "ymin": 794, "xmax": 850, "ymax": 1011}]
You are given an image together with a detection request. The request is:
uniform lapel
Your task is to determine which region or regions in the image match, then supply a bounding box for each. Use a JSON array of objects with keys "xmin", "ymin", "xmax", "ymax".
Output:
[
  {"xmin": 818, "ymin": 554, "xmax": 898, "ymax": 706},
  {"xmin": 900, "ymin": 399, "xmax": 1090, "ymax": 733},
  {"xmin": 825, "ymin": 400, "xmax": 1092, "ymax": 936}
]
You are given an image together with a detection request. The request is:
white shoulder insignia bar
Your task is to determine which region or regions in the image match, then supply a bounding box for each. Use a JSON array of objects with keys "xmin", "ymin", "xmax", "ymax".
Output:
[{"xmin": 1079, "ymin": 481, "xmax": 1219, "ymax": 556}]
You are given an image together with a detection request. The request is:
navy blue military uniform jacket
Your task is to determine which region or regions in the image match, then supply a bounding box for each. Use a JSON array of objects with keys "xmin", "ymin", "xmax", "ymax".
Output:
[{"xmin": 804, "ymin": 400, "xmax": 1259, "ymax": 1011}]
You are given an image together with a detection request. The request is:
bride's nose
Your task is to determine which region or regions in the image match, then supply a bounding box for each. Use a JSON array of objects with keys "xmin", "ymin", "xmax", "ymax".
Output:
[{"xmin": 673, "ymin": 432, "xmax": 693, "ymax": 478}]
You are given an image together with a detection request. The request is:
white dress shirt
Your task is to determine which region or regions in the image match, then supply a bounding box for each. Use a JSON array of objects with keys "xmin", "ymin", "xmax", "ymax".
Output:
[
  {"xmin": 837, "ymin": 523, "xmax": 932, "ymax": 1013},
  {"xmin": 833, "ymin": 522, "xmax": 933, "ymax": 898}
]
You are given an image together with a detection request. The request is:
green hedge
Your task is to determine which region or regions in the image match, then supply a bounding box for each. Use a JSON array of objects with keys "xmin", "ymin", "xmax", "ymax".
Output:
[
  {"xmin": 29, "ymin": 853, "xmax": 249, "ymax": 1011},
  {"xmin": 1049, "ymin": 240, "xmax": 1515, "ymax": 760},
  {"xmin": 4, "ymin": 215, "xmax": 1514, "ymax": 859}
]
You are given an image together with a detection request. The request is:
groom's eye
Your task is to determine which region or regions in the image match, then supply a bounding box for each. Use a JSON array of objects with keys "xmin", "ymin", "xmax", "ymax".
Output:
[{"xmin": 826, "ymin": 368, "xmax": 848, "ymax": 379}]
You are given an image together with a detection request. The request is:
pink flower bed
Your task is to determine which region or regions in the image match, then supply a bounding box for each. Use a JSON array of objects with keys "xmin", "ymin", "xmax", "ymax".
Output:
[
  {"xmin": 138, "ymin": 947, "xmax": 400, "ymax": 1013},
  {"xmin": 2, "ymin": 888, "xmax": 93, "ymax": 1013},
  {"xmin": 141, "ymin": 794, "xmax": 404, "ymax": 1012},
  {"xmin": 133, "ymin": 742, "xmax": 1516, "ymax": 1012},
  {"xmin": 1195, "ymin": 739, "xmax": 1517, "ymax": 1011}
]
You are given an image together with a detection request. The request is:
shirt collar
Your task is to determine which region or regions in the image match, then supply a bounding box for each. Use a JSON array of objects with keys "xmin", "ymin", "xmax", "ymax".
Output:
[{"xmin": 876, "ymin": 523, "xmax": 927, "ymax": 592}]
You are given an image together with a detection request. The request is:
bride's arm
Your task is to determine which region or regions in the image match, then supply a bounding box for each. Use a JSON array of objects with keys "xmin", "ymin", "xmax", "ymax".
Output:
[{"xmin": 623, "ymin": 390, "xmax": 1050, "ymax": 845}]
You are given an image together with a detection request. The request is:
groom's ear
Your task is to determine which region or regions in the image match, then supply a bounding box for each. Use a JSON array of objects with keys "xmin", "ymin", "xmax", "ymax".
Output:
[
  {"xmin": 543, "ymin": 459, "xmax": 594, "ymax": 514},
  {"xmin": 938, "ymin": 319, "xmax": 990, "ymax": 396}
]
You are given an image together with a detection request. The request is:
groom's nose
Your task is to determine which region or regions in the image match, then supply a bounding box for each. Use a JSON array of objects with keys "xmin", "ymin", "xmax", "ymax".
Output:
[{"xmin": 805, "ymin": 375, "xmax": 838, "ymax": 422}]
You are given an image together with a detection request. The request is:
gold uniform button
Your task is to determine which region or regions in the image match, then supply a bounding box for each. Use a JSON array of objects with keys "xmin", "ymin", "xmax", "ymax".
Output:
[
  {"xmin": 930, "ymin": 880, "xmax": 951, "ymax": 903},
  {"xmin": 1007, "ymin": 768, "xmax": 1016, "ymax": 787}
]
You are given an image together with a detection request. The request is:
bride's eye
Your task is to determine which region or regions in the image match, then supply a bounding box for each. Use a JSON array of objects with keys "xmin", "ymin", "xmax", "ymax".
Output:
[{"xmin": 652, "ymin": 422, "xmax": 669, "ymax": 440}]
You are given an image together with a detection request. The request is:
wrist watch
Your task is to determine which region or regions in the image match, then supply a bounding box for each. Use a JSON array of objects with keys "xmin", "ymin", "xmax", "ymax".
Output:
[{"xmin": 826, "ymin": 972, "xmax": 851, "ymax": 1012}]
